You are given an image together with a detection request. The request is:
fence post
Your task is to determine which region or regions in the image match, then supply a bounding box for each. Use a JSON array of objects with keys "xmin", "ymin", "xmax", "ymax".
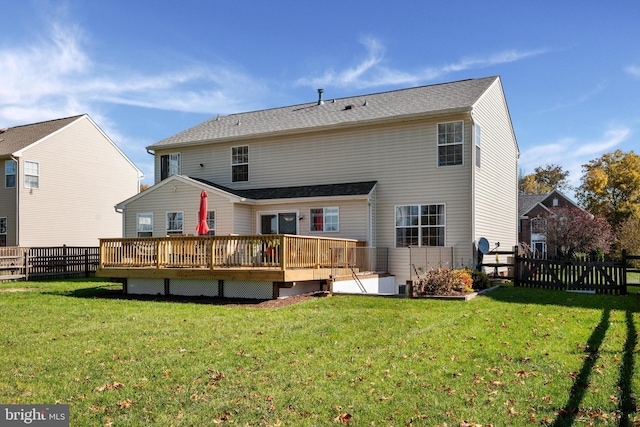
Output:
[
  {"xmin": 24, "ymin": 250, "xmax": 29, "ymax": 281},
  {"xmin": 512, "ymin": 246, "xmax": 519, "ymax": 286},
  {"xmin": 84, "ymin": 249, "xmax": 89, "ymax": 278},
  {"xmin": 621, "ymin": 250, "xmax": 628, "ymax": 295},
  {"xmin": 63, "ymin": 245, "xmax": 68, "ymax": 274}
]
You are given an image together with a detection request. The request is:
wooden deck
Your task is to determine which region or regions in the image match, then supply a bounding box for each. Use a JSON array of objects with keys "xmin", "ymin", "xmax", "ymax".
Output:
[{"xmin": 96, "ymin": 234, "xmax": 359, "ymax": 282}]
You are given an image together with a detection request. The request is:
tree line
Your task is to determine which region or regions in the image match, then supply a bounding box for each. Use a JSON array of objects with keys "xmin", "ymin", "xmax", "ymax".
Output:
[{"xmin": 519, "ymin": 149, "xmax": 640, "ymax": 260}]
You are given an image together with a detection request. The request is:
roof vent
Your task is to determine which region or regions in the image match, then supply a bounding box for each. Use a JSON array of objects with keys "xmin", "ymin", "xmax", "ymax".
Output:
[
  {"xmin": 344, "ymin": 104, "xmax": 354, "ymax": 110},
  {"xmin": 0, "ymin": 128, "xmax": 7, "ymax": 134},
  {"xmin": 317, "ymin": 88, "xmax": 324, "ymax": 105}
]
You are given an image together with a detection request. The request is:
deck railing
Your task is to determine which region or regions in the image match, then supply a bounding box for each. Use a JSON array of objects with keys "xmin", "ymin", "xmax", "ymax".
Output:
[{"xmin": 99, "ymin": 235, "xmax": 359, "ymax": 270}]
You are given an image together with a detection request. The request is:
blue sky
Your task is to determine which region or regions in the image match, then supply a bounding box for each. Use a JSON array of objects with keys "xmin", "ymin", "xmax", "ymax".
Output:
[{"xmin": 1, "ymin": 1, "xmax": 639, "ymax": 190}]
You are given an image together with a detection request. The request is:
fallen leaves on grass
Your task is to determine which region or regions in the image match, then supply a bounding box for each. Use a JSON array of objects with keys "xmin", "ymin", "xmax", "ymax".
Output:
[
  {"xmin": 333, "ymin": 412, "xmax": 352, "ymax": 424},
  {"xmin": 116, "ymin": 399, "xmax": 134, "ymax": 409},
  {"xmin": 208, "ymin": 370, "xmax": 225, "ymax": 387},
  {"xmin": 94, "ymin": 382, "xmax": 124, "ymax": 392}
]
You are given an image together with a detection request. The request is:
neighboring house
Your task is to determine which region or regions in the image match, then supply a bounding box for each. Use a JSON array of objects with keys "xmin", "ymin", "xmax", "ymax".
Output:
[
  {"xmin": 111, "ymin": 76, "xmax": 519, "ymax": 294},
  {"xmin": 518, "ymin": 189, "xmax": 585, "ymax": 258},
  {"xmin": 0, "ymin": 115, "xmax": 143, "ymax": 247}
]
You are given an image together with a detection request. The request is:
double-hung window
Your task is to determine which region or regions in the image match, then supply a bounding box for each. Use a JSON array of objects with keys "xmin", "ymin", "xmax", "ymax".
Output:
[
  {"xmin": 166, "ymin": 212, "xmax": 183, "ymax": 235},
  {"xmin": 205, "ymin": 210, "xmax": 216, "ymax": 235},
  {"xmin": 437, "ymin": 121, "xmax": 463, "ymax": 166},
  {"xmin": 395, "ymin": 204, "xmax": 445, "ymax": 247},
  {"xmin": 0, "ymin": 217, "xmax": 6, "ymax": 247},
  {"xmin": 160, "ymin": 153, "xmax": 181, "ymax": 180},
  {"xmin": 5, "ymin": 160, "xmax": 16, "ymax": 188},
  {"xmin": 24, "ymin": 161, "xmax": 39, "ymax": 189},
  {"xmin": 310, "ymin": 207, "xmax": 339, "ymax": 232},
  {"xmin": 137, "ymin": 213, "xmax": 153, "ymax": 237},
  {"xmin": 231, "ymin": 146, "xmax": 249, "ymax": 182}
]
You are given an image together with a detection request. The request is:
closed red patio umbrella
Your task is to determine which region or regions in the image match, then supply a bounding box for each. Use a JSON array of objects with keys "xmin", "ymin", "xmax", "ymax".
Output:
[{"xmin": 196, "ymin": 190, "xmax": 210, "ymax": 235}]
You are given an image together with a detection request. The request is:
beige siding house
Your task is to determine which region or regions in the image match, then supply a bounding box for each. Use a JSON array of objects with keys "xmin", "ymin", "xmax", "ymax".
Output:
[
  {"xmin": 0, "ymin": 115, "xmax": 143, "ymax": 247},
  {"xmin": 113, "ymin": 76, "xmax": 518, "ymax": 293}
]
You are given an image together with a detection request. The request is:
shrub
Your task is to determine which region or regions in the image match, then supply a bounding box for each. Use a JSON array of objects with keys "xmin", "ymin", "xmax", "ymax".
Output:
[
  {"xmin": 469, "ymin": 269, "xmax": 491, "ymax": 290},
  {"xmin": 413, "ymin": 268, "xmax": 474, "ymax": 296}
]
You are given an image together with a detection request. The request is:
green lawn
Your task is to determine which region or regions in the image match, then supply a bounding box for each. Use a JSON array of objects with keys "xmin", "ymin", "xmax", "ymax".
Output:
[{"xmin": 1, "ymin": 280, "xmax": 638, "ymax": 426}]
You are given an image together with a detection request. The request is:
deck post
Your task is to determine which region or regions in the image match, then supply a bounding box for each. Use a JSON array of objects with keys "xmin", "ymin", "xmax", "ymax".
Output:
[
  {"xmin": 155, "ymin": 239, "xmax": 161, "ymax": 269},
  {"xmin": 281, "ymin": 235, "xmax": 287, "ymax": 271}
]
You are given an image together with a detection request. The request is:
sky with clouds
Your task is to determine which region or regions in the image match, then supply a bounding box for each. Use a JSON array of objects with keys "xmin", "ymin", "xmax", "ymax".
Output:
[{"xmin": 1, "ymin": 1, "xmax": 639, "ymax": 193}]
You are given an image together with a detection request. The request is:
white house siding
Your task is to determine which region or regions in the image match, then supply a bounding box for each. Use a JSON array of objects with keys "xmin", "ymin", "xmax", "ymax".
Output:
[
  {"xmin": 17, "ymin": 116, "xmax": 140, "ymax": 246},
  {"xmin": 232, "ymin": 203, "xmax": 253, "ymax": 235},
  {"xmin": 122, "ymin": 181, "xmax": 235, "ymax": 237},
  {"xmin": 154, "ymin": 113, "xmax": 478, "ymax": 283},
  {"xmin": 471, "ymin": 79, "xmax": 519, "ymax": 264}
]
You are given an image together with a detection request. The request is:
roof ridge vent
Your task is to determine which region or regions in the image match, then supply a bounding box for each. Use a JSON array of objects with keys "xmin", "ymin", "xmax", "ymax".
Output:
[{"xmin": 317, "ymin": 88, "xmax": 324, "ymax": 105}]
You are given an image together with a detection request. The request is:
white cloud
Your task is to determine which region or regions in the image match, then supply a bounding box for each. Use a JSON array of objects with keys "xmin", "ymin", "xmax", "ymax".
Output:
[
  {"xmin": 297, "ymin": 38, "xmax": 547, "ymax": 89},
  {"xmin": 543, "ymin": 82, "xmax": 607, "ymax": 113},
  {"xmin": 296, "ymin": 36, "xmax": 386, "ymax": 89},
  {"xmin": 519, "ymin": 126, "xmax": 631, "ymax": 190},
  {"xmin": 0, "ymin": 20, "xmax": 266, "ymax": 129},
  {"xmin": 625, "ymin": 65, "xmax": 640, "ymax": 78}
]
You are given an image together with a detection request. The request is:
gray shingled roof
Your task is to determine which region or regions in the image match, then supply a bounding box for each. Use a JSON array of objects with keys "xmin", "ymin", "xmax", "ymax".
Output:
[
  {"xmin": 149, "ymin": 76, "xmax": 499, "ymax": 149},
  {"xmin": 191, "ymin": 177, "xmax": 376, "ymax": 200},
  {"xmin": 0, "ymin": 115, "xmax": 83, "ymax": 156},
  {"xmin": 518, "ymin": 194, "xmax": 547, "ymax": 217}
]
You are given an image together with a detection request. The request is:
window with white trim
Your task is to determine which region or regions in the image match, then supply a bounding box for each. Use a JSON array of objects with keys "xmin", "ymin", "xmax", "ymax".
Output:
[
  {"xmin": 231, "ymin": 145, "xmax": 249, "ymax": 182},
  {"xmin": 395, "ymin": 204, "xmax": 445, "ymax": 247},
  {"xmin": 24, "ymin": 161, "xmax": 39, "ymax": 189},
  {"xmin": 166, "ymin": 211, "xmax": 183, "ymax": 235},
  {"xmin": 437, "ymin": 121, "xmax": 463, "ymax": 166},
  {"xmin": 137, "ymin": 213, "xmax": 153, "ymax": 237},
  {"xmin": 310, "ymin": 207, "xmax": 339, "ymax": 232},
  {"xmin": 205, "ymin": 210, "xmax": 216, "ymax": 235},
  {"xmin": 5, "ymin": 160, "xmax": 16, "ymax": 188},
  {"xmin": 530, "ymin": 217, "xmax": 547, "ymax": 234},
  {"xmin": 160, "ymin": 153, "xmax": 181, "ymax": 180},
  {"xmin": 0, "ymin": 217, "xmax": 6, "ymax": 247}
]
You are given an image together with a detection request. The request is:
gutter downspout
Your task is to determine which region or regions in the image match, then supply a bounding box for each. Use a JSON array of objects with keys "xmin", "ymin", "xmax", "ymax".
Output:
[
  {"xmin": 10, "ymin": 155, "xmax": 19, "ymax": 246},
  {"xmin": 114, "ymin": 206, "xmax": 125, "ymax": 237},
  {"xmin": 469, "ymin": 112, "xmax": 477, "ymax": 268}
]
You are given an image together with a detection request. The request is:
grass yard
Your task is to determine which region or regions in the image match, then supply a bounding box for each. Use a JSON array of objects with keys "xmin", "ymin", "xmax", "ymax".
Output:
[{"xmin": 0, "ymin": 280, "xmax": 638, "ymax": 426}]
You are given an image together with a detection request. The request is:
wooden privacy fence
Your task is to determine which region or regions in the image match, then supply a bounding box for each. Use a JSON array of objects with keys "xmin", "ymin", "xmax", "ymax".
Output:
[
  {"xmin": 0, "ymin": 246, "xmax": 99, "ymax": 282},
  {"xmin": 0, "ymin": 247, "xmax": 29, "ymax": 281},
  {"xmin": 515, "ymin": 257, "xmax": 626, "ymax": 294},
  {"xmin": 479, "ymin": 247, "xmax": 637, "ymax": 295}
]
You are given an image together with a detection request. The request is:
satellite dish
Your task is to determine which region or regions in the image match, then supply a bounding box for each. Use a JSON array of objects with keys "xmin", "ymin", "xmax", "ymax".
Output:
[{"xmin": 478, "ymin": 237, "xmax": 490, "ymax": 254}]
